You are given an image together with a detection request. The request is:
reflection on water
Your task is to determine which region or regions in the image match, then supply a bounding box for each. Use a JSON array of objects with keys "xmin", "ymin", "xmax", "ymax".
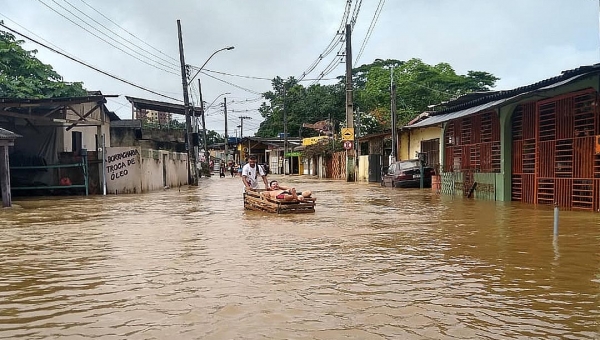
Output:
[{"xmin": 1, "ymin": 176, "xmax": 599, "ymax": 339}]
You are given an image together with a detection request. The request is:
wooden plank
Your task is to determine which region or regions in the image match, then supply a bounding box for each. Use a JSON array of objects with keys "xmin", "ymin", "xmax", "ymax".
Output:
[
  {"xmin": 243, "ymin": 190, "xmax": 316, "ymax": 214},
  {"xmin": 0, "ymin": 146, "xmax": 10, "ymax": 207}
]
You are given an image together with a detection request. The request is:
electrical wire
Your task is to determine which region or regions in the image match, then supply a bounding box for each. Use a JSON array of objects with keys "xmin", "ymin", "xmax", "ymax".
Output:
[
  {"xmin": 350, "ymin": 0, "xmax": 363, "ymax": 29},
  {"xmin": 0, "ymin": 12, "xmax": 72, "ymax": 55},
  {"xmin": 77, "ymin": 0, "xmax": 179, "ymax": 64},
  {"xmin": 200, "ymin": 71, "xmax": 264, "ymax": 95},
  {"xmin": 354, "ymin": 0, "xmax": 385, "ymax": 67},
  {"xmin": 62, "ymin": 0, "xmax": 180, "ymax": 70},
  {"xmin": 309, "ymin": 42, "xmax": 346, "ymax": 86},
  {"xmin": 37, "ymin": 0, "xmax": 179, "ymax": 75},
  {"xmin": 0, "ymin": 22, "xmax": 182, "ymax": 102},
  {"xmin": 297, "ymin": 0, "xmax": 352, "ymax": 81}
]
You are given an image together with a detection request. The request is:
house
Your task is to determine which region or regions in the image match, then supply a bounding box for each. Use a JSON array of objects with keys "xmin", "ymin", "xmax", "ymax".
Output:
[
  {"xmin": 233, "ymin": 137, "xmax": 303, "ymax": 175},
  {"xmin": 0, "ymin": 94, "xmax": 119, "ymax": 196},
  {"xmin": 405, "ymin": 63, "xmax": 600, "ymax": 211},
  {"xmin": 106, "ymin": 96, "xmax": 200, "ymax": 193}
]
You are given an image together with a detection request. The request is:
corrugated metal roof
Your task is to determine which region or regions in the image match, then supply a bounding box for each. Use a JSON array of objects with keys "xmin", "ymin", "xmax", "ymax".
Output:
[
  {"xmin": 407, "ymin": 74, "xmax": 588, "ymax": 129},
  {"xmin": 126, "ymin": 96, "xmax": 200, "ymax": 116},
  {"xmin": 0, "ymin": 128, "xmax": 21, "ymax": 139}
]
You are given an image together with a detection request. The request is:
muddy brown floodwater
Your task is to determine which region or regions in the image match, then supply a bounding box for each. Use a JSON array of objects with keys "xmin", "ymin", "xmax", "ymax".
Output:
[{"xmin": 0, "ymin": 175, "xmax": 599, "ymax": 339}]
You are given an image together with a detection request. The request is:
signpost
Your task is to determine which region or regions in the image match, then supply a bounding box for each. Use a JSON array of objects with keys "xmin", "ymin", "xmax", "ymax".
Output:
[{"xmin": 341, "ymin": 128, "xmax": 354, "ymax": 141}]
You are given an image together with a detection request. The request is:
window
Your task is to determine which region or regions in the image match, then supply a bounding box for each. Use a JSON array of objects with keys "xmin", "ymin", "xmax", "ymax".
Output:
[{"xmin": 72, "ymin": 131, "xmax": 82, "ymax": 153}]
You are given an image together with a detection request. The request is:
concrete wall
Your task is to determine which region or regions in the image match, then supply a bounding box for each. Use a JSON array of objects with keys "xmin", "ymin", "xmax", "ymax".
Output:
[
  {"xmin": 105, "ymin": 147, "xmax": 142, "ymax": 194},
  {"xmin": 357, "ymin": 155, "xmax": 369, "ymax": 182},
  {"xmin": 104, "ymin": 147, "xmax": 188, "ymax": 194},
  {"xmin": 399, "ymin": 126, "xmax": 441, "ymax": 161},
  {"xmin": 140, "ymin": 150, "xmax": 187, "ymax": 192}
]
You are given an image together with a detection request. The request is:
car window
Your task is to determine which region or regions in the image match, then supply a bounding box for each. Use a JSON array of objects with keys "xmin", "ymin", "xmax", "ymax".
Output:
[{"xmin": 399, "ymin": 160, "xmax": 420, "ymax": 170}]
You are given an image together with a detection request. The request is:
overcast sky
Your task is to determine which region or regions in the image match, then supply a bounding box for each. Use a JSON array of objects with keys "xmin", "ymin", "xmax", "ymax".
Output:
[{"xmin": 2, "ymin": 0, "xmax": 599, "ymax": 136}]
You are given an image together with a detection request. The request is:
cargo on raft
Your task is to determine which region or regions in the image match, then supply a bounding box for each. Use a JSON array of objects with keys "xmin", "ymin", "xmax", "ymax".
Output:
[{"xmin": 243, "ymin": 189, "xmax": 316, "ymax": 214}]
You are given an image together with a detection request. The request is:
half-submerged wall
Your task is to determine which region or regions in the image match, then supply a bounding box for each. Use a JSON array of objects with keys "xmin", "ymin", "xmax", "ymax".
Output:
[{"xmin": 104, "ymin": 146, "xmax": 187, "ymax": 194}]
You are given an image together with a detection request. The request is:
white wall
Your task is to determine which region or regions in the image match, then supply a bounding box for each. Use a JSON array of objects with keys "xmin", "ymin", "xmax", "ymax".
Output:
[
  {"xmin": 357, "ymin": 155, "xmax": 369, "ymax": 182},
  {"xmin": 140, "ymin": 150, "xmax": 187, "ymax": 191},
  {"xmin": 105, "ymin": 147, "xmax": 142, "ymax": 194},
  {"xmin": 399, "ymin": 126, "xmax": 442, "ymax": 161},
  {"xmin": 104, "ymin": 147, "xmax": 188, "ymax": 194}
]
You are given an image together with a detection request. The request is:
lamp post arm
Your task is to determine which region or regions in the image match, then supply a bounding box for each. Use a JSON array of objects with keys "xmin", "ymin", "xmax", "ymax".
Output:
[{"xmin": 187, "ymin": 46, "xmax": 234, "ymax": 85}]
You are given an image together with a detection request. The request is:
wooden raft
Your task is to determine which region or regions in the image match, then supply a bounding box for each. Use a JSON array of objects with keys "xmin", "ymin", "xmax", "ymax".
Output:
[{"xmin": 243, "ymin": 189, "xmax": 316, "ymax": 214}]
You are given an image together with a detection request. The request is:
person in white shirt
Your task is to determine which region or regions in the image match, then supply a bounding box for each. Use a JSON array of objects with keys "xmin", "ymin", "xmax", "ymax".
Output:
[{"xmin": 241, "ymin": 155, "xmax": 268, "ymax": 191}]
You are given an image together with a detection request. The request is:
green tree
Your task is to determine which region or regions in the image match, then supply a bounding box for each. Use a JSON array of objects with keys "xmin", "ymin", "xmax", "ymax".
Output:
[
  {"xmin": 354, "ymin": 58, "xmax": 498, "ymax": 129},
  {"xmin": 256, "ymin": 58, "xmax": 498, "ymax": 138},
  {"xmin": 0, "ymin": 26, "xmax": 87, "ymax": 98},
  {"xmin": 257, "ymin": 77, "xmax": 345, "ymax": 138},
  {"xmin": 205, "ymin": 130, "xmax": 224, "ymax": 145}
]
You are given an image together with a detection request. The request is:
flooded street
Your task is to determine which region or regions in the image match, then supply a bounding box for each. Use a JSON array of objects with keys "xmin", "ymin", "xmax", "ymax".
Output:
[{"xmin": 1, "ymin": 175, "xmax": 599, "ymax": 339}]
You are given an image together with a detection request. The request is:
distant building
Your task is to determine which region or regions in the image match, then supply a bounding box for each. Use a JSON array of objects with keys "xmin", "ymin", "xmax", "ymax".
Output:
[{"xmin": 135, "ymin": 108, "xmax": 172, "ymax": 126}]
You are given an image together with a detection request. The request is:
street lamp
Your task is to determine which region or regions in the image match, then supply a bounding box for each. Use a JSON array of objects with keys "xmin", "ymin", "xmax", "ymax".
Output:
[
  {"xmin": 205, "ymin": 92, "xmax": 230, "ymax": 111},
  {"xmin": 199, "ymin": 91, "xmax": 230, "ymax": 170},
  {"xmin": 187, "ymin": 46, "xmax": 235, "ymax": 85},
  {"xmin": 187, "ymin": 46, "xmax": 234, "ymax": 178}
]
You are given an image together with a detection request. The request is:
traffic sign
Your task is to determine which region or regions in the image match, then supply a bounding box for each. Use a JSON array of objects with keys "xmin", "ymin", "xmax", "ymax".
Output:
[
  {"xmin": 341, "ymin": 128, "xmax": 354, "ymax": 141},
  {"xmin": 343, "ymin": 140, "xmax": 353, "ymax": 150}
]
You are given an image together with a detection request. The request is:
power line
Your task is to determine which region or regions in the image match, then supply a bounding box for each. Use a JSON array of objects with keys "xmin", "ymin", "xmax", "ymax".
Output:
[
  {"xmin": 193, "ymin": 68, "xmax": 272, "ymax": 81},
  {"xmin": 62, "ymin": 0, "xmax": 180, "ymax": 70},
  {"xmin": 198, "ymin": 68, "xmax": 338, "ymax": 83},
  {"xmin": 350, "ymin": 0, "xmax": 364, "ymax": 28},
  {"xmin": 0, "ymin": 22, "xmax": 182, "ymax": 102},
  {"xmin": 200, "ymin": 71, "xmax": 264, "ymax": 95},
  {"xmin": 297, "ymin": 0, "xmax": 352, "ymax": 81},
  {"xmin": 354, "ymin": 0, "xmax": 386, "ymax": 66},
  {"xmin": 77, "ymin": 0, "xmax": 179, "ymax": 64},
  {"xmin": 309, "ymin": 42, "xmax": 346, "ymax": 86},
  {"xmin": 0, "ymin": 12, "xmax": 71, "ymax": 55},
  {"xmin": 37, "ymin": 0, "xmax": 179, "ymax": 75}
]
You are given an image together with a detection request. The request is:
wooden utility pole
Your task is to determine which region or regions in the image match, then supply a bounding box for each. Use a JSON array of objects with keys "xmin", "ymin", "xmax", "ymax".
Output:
[
  {"xmin": 223, "ymin": 97, "xmax": 228, "ymax": 162},
  {"xmin": 391, "ymin": 81, "xmax": 397, "ymax": 163},
  {"xmin": 345, "ymin": 23, "xmax": 355, "ymax": 182},
  {"xmin": 177, "ymin": 20, "xmax": 196, "ymax": 185},
  {"xmin": 283, "ymin": 86, "xmax": 288, "ymax": 175},
  {"xmin": 198, "ymin": 79, "xmax": 210, "ymax": 171},
  {"xmin": 239, "ymin": 116, "xmax": 252, "ymax": 138}
]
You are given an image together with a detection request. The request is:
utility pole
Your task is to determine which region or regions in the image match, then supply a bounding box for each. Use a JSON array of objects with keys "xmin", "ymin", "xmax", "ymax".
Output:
[
  {"xmin": 198, "ymin": 79, "xmax": 209, "ymax": 173},
  {"xmin": 223, "ymin": 97, "xmax": 228, "ymax": 163},
  {"xmin": 239, "ymin": 116, "xmax": 252, "ymax": 138},
  {"xmin": 344, "ymin": 23, "xmax": 355, "ymax": 182},
  {"xmin": 283, "ymin": 86, "xmax": 288, "ymax": 175},
  {"xmin": 177, "ymin": 20, "xmax": 196, "ymax": 186},
  {"xmin": 391, "ymin": 78, "xmax": 397, "ymax": 164},
  {"xmin": 355, "ymin": 106, "xmax": 361, "ymax": 159}
]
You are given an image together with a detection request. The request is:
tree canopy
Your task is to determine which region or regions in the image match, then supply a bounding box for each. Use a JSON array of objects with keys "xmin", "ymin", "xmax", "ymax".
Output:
[
  {"xmin": 0, "ymin": 26, "xmax": 87, "ymax": 98},
  {"xmin": 256, "ymin": 58, "xmax": 498, "ymax": 137}
]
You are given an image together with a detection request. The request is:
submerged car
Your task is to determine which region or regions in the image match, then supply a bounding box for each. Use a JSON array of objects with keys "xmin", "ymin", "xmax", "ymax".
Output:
[{"xmin": 381, "ymin": 159, "xmax": 435, "ymax": 188}]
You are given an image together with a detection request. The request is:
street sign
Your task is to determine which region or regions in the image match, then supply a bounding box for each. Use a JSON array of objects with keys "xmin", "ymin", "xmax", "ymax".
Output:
[
  {"xmin": 343, "ymin": 140, "xmax": 353, "ymax": 150},
  {"xmin": 341, "ymin": 128, "xmax": 354, "ymax": 141}
]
